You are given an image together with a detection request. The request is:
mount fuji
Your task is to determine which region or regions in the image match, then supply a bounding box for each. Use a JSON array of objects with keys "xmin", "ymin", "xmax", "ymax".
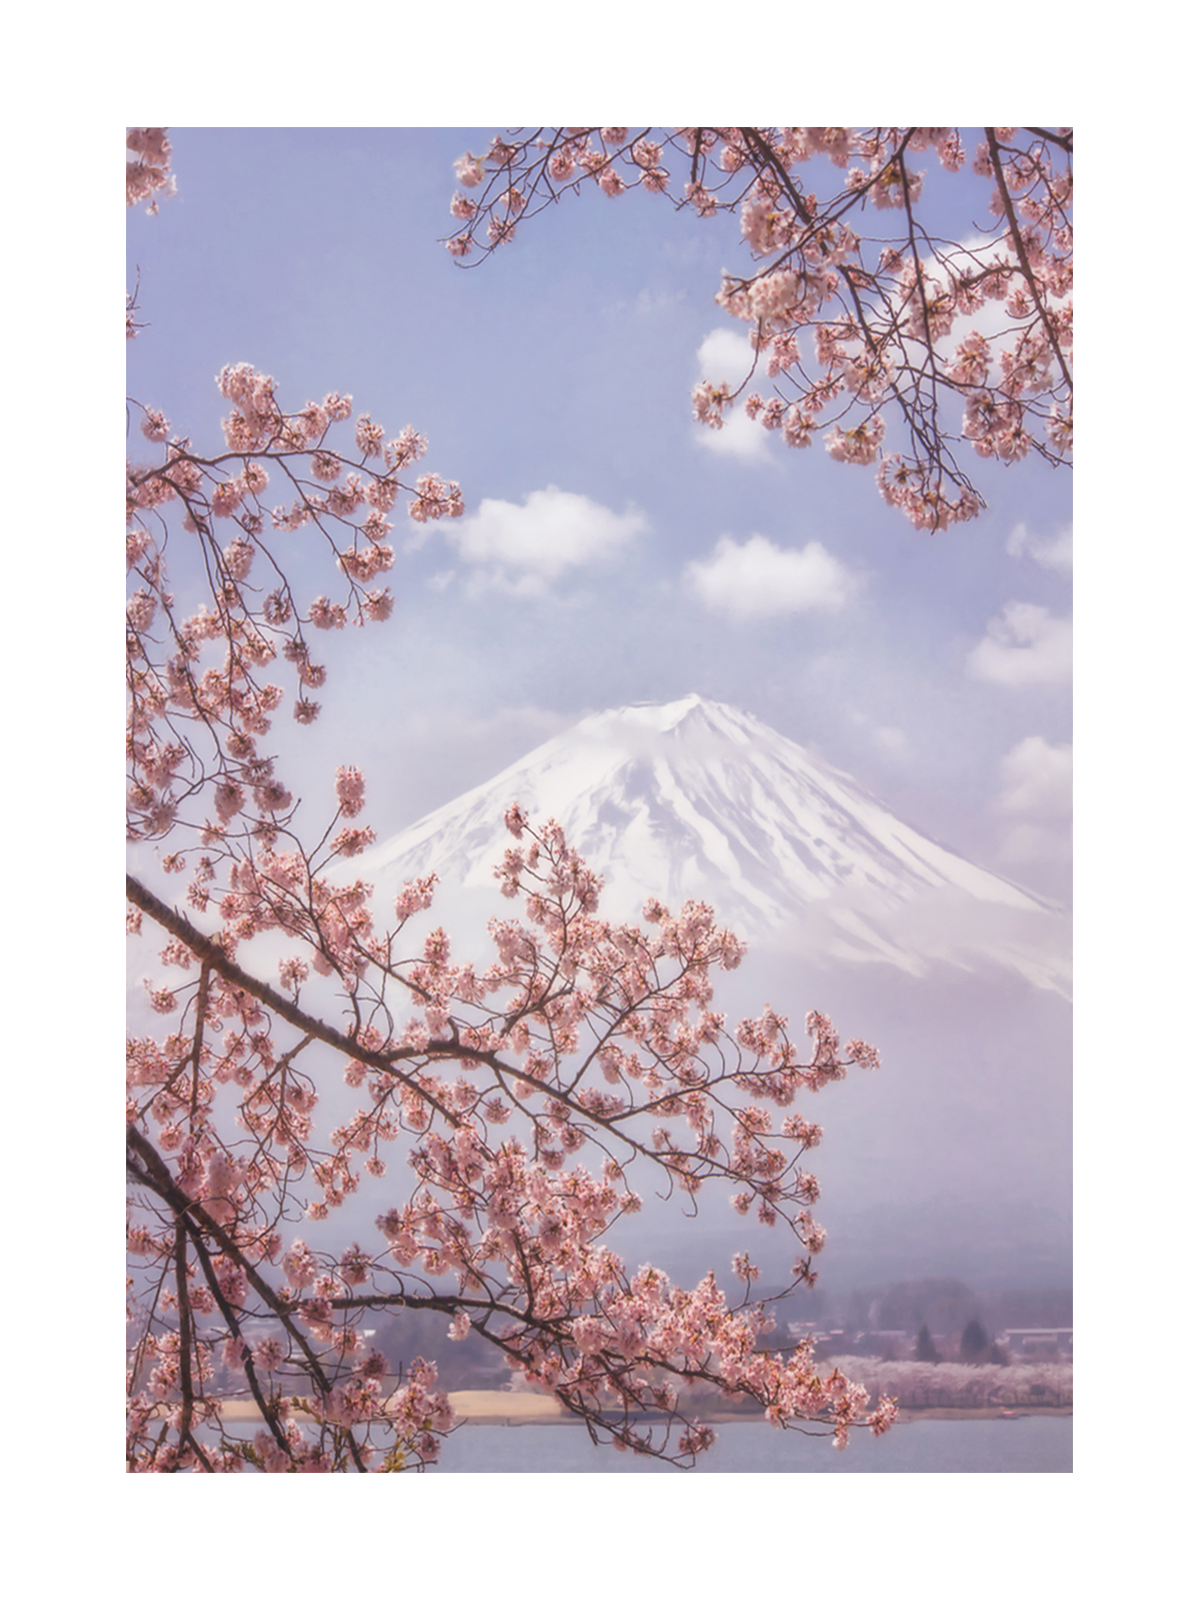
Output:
[{"xmin": 354, "ymin": 695, "xmax": 1070, "ymax": 998}]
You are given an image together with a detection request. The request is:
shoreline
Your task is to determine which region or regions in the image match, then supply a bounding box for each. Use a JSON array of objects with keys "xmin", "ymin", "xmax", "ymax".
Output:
[
  {"xmin": 892, "ymin": 1405, "xmax": 1071, "ymax": 1423},
  {"xmin": 213, "ymin": 1391, "xmax": 1071, "ymax": 1428}
]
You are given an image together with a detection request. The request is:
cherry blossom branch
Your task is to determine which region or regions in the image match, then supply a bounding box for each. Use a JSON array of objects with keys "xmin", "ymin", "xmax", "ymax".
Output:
[
  {"xmin": 1023, "ymin": 127, "xmax": 1073, "ymax": 152},
  {"xmin": 126, "ymin": 1126, "xmax": 332, "ymax": 1392},
  {"xmin": 173, "ymin": 1221, "xmax": 213, "ymax": 1471},
  {"xmin": 984, "ymin": 127, "xmax": 1073, "ymax": 395},
  {"xmin": 185, "ymin": 1224, "xmax": 297, "ymax": 1459},
  {"xmin": 445, "ymin": 126, "xmax": 1070, "ymax": 531},
  {"xmin": 128, "ymin": 1124, "xmax": 378, "ymax": 1472}
]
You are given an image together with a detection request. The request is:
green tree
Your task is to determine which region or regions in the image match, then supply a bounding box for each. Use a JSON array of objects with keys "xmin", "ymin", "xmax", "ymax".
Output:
[
  {"xmin": 915, "ymin": 1324, "xmax": 940, "ymax": 1364},
  {"xmin": 960, "ymin": 1319, "xmax": 989, "ymax": 1363}
]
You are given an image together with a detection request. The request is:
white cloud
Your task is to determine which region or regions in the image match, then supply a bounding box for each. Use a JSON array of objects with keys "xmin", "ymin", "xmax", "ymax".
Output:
[
  {"xmin": 447, "ymin": 486, "xmax": 647, "ymax": 594},
  {"xmin": 993, "ymin": 736, "xmax": 1072, "ymax": 882},
  {"xmin": 686, "ymin": 534, "xmax": 857, "ymax": 618},
  {"xmin": 693, "ymin": 328, "xmax": 770, "ymax": 463},
  {"xmin": 998, "ymin": 736, "xmax": 1073, "ymax": 815},
  {"xmin": 697, "ymin": 409, "xmax": 772, "ymax": 463},
  {"xmin": 1006, "ymin": 521, "xmax": 1073, "ymax": 575},
  {"xmin": 967, "ymin": 603, "xmax": 1072, "ymax": 686},
  {"xmin": 697, "ymin": 327, "xmax": 754, "ymax": 387}
]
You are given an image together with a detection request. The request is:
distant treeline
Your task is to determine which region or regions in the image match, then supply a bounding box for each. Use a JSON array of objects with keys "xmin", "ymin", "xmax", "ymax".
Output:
[{"xmin": 834, "ymin": 1357, "xmax": 1072, "ymax": 1410}]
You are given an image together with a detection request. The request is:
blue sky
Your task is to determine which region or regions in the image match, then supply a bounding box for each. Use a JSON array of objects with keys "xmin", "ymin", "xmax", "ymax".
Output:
[{"xmin": 126, "ymin": 127, "xmax": 1073, "ymax": 904}]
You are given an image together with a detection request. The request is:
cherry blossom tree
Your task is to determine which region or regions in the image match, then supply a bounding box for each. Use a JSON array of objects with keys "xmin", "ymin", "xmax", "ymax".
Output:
[
  {"xmin": 446, "ymin": 127, "xmax": 1072, "ymax": 532},
  {"xmin": 126, "ymin": 128, "xmax": 895, "ymax": 1472},
  {"xmin": 835, "ymin": 1357, "xmax": 1070, "ymax": 1413}
]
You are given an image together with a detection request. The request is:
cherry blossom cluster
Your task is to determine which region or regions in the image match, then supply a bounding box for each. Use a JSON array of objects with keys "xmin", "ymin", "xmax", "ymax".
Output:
[
  {"xmin": 128, "ymin": 787, "xmax": 890, "ymax": 1469},
  {"xmin": 127, "ymin": 357, "xmax": 462, "ymax": 848},
  {"xmin": 128, "ymin": 130, "xmax": 892, "ymax": 1471},
  {"xmin": 127, "ymin": 127, "xmax": 175, "ymax": 214},
  {"xmin": 446, "ymin": 127, "xmax": 1072, "ymax": 530}
]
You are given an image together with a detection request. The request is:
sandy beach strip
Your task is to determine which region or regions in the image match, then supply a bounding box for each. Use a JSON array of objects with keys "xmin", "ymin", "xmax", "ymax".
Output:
[
  {"xmin": 448, "ymin": 1389, "xmax": 568, "ymax": 1423},
  {"xmin": 213, "ymin": 1390, "xmax": 568, "ymax": 1426}
]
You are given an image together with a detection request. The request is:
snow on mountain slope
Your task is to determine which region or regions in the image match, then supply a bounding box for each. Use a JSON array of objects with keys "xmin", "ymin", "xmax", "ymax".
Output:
[{"xmin": 354, "ymin": 695, "xmax": 1070, "ymax": 995}]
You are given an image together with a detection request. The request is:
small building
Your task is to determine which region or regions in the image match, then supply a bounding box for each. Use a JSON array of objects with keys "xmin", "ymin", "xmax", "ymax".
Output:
[
  {"xmin": 998, "ymin": 1328, "xmax": 1072, "ymax": 1359},
  {"xmin": 852, "ymin": 1330, "xmax": 910, "ymax": 1357}
]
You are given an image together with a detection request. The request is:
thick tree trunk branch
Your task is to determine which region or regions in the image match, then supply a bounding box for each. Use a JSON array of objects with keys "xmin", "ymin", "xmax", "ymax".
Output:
[{"xmin": 127, "ymin": 872, "xmax": 458, "ymax": 1124}]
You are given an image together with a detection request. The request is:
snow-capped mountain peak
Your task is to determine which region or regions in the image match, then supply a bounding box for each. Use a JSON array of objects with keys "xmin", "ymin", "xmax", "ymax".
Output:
[{"xmin": 354, "ymin": 696, "xmax": 1069, "ymax": 996}]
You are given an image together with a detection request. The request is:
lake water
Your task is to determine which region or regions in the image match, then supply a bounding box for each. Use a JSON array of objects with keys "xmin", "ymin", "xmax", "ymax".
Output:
[{"xmin": 435, "ymin": 1415, "xmax": 1071, "ymax": 1473}]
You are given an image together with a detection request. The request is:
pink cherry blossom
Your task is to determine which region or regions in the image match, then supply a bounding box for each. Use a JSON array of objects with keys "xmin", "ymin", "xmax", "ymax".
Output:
[
  {"xmin": 335, "ymin": 765, "xmax": 366, "ymax": 817},
  {"xmin": 443, "ymin": 126, "xmax": 1071, "ymax": 530}
]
